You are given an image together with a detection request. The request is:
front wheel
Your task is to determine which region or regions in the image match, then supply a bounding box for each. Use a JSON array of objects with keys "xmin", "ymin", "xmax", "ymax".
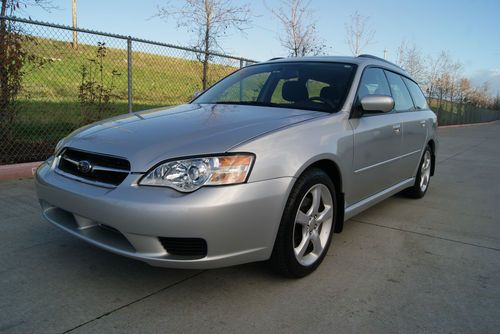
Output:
[
  {"xmin": 270, "ymin": 168, "xmax": 337, "ymax": 278},
  {"xmin": 404, "ymin": 145, "xmax": 432, "ymax": 198}
]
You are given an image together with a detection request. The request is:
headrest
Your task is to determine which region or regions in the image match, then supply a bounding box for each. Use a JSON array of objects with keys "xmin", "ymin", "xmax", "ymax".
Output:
[
  {"xmin": 320, "ymin": 86, "xmax": 337, "ymax": 100},
  {"xmin": 282, "ymin": 81, "xmax": 308, "ymax": 102}
]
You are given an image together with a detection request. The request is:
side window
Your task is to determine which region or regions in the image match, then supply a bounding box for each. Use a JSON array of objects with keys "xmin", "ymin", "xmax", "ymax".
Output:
[
  {"xmin": 357, "ymin": 67, "xmax": 391, "ymax": 100},
  {"xmin": 403, "ymin": 78, "xmax": 428, "ymax": 110},
  {"xmin": 385, "ymin": 71, "xmax": 414, "ymax": 112}
]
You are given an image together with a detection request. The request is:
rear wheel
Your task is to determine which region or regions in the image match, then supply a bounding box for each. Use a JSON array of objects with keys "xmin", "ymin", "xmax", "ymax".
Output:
[
  {"xmin": 270, "ymin": 168, "xmax": 337, "ymax": 278},
  {"xmin": 404, "ymin": 145, "xmax": 432, "ymax": 198}
]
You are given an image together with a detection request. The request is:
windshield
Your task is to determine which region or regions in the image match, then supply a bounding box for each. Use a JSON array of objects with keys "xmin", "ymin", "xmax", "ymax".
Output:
[{"xmin": 192, "ymin": 62, "xmax": 356, "ymax": 113}]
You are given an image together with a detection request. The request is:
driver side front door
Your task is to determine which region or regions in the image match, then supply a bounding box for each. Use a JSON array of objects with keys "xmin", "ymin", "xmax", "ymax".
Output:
[{"xmin": 348, "ymin": 67, "xmax": 404, "ymax": 205}]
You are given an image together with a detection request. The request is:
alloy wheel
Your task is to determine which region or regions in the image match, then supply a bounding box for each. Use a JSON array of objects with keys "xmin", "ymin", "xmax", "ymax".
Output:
[
  {"xmin": 420, "ymin": 150, "xmax": 432, "ymax": 192},
  {"xmin": 292, "ymin": 184, "xmax": 334, "ymax": 266}
]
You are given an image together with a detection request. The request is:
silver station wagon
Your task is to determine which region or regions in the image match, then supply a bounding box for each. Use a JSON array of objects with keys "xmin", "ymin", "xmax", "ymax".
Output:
[{"xmin": 35, "ymin": 55, "xmax": 437, "ymax": 277}]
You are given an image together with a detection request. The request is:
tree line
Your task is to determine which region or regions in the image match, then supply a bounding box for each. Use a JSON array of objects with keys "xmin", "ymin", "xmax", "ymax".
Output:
[
  {"xmin": 396, "ymin": 42, "xmax": 498, "ymax": 110},
  {"xmin": 1, "ymin": 0, "xmax": 498, "ymax": 111},
  {"xmin": 155, "ymin": 0, "xmax": 499, "ymax": 110}
]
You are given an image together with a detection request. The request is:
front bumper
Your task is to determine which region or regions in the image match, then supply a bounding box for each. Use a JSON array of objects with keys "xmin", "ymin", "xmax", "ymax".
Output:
[{"xmin": 35, "ymin": 162, "xmax": 293, "ymax": 269}]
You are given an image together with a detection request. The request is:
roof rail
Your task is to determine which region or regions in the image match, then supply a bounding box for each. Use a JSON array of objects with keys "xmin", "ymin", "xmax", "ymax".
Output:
[
  {"xmin": 357, "ymin": 54, "xmax": 406, "ymax": 71},
  {"xmin": 268, "ymin": 57, "xmax": 285, "ymax": 61}
]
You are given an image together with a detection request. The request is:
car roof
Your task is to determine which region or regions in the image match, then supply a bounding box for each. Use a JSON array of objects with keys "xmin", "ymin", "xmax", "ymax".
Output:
[{"xmin": 258, "ymin": 54, "xmax": 410, "ymax": 79}]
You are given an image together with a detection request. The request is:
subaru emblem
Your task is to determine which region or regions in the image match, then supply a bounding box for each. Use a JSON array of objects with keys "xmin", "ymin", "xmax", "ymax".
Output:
[{"xmin": 77, "ymin": 160, "xmax": 92, "ymax": 174}]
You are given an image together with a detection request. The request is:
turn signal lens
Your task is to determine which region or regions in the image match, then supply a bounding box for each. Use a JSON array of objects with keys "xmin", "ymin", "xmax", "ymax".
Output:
[{"xmin": 207, "ymin": 155, "xmax": 253, "ymax": 185}]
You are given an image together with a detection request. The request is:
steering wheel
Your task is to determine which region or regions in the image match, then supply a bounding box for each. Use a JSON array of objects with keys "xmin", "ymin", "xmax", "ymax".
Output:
[{"xmin": 308, "ymin": 96, "xmax": 336, "ymax": 110}]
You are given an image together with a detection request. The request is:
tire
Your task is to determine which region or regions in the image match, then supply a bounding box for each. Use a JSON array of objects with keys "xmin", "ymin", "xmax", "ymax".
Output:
[
  {"xmin": 404, "ymin": 145, "xmax": 432, "ymax": 199},
  {"xmin": 270, "ymin": 168, "xmax": 337, "ymax": 278}
]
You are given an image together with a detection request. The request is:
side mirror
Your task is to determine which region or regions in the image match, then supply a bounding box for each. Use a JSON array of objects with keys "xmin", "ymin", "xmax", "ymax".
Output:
[
  {"xmin": 192, "ymin": 91, "xmax": 202, "ymax": 100},
  {"xmin": 360, "ymin": 95, "xmax": 394, "ymax": 113}
]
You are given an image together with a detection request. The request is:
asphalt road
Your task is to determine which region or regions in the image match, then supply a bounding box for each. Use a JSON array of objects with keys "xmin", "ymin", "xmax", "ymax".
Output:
[{"xmin": 1, "ymin": 122, "xmax": 499, "ymax": 334}]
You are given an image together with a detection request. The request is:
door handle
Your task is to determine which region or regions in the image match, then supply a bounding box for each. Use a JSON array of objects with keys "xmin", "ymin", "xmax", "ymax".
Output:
[
  {"xmin": 392, "ymin": 124, "xmax": 401, "ymax": 135},
  {"xmin": 420, "ymin": 120, "xmax": 426, "ymax": 127}
]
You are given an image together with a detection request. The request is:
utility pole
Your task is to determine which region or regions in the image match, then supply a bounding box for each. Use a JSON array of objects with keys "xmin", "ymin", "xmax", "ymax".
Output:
[
  {"xmin": 72, "ymin": 0, "xmax": 78, "ymax": 49},
  {"xmin": 383, "ymin": 48, "xmax": 388, "ymax": 59}
]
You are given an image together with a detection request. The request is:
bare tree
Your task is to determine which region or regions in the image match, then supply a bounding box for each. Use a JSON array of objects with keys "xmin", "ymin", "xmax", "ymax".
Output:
[
  {"xmin": 467, "ymin": 82, "xmax": 493, "ymax": 108},
  {"xmin": 0, "ymin": 0, "xmax": 53, "ymax": 144},
  {"xmin": 458, "ymin": 78, "xmax": 471, "ymax": 104},
  {"xmin": 425, "ymin": 51, "xmax": 450, "ymax": 103},
  {"xmin": 395, "ymin": 41, "xmax": 426, "ymax": 84},
  {"xmin": 1, "ymin": 0, "xmax": 54, "ymax": 16},
  {"xmin": 495, "ymin": 91, "xmax": 500, "ymax": 110},
  {"xmin": 424, "ymin": 51, "xmax": 463, "ymax": 111},
  {"xmin": 72, "ymin": 0, "xmax": 77, "ymax": 49},
  {"xmin": 446, "ymin": 61, "xmax": 462, "ymax": 108},
  {"xmin": 270, "ymin": 0, "xmax": 326, "ymax": 57},
  {"xmin": 345, "ymin": 11, "xmax": 375, "ymax": 56},
  {"xmin": 155, "ymin": 0, "xmax": 251, "ymax": 90}
]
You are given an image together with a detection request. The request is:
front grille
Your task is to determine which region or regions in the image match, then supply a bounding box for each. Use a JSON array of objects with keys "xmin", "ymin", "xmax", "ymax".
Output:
[
  {"xmin": 159, "ymin": 237, "xmax": 208, "ymax": 258},
  {"xmin": 57, "ymin": 148, "xmax": 130, "ymax": 187}
]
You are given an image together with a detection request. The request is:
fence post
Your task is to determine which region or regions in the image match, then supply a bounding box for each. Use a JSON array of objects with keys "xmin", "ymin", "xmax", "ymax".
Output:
[{"xmin": 127, "ymin": 36, "xmax": 133, "ymax": 113}]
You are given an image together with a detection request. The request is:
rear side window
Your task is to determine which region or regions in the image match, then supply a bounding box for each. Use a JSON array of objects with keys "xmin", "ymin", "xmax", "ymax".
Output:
[
  {"xmin": 403, "ymin": 78, "xmax": 428, "ymax": 110},
  {"xmin": 357, "ymin": 68, "xmax": 391, "ymax": 99},
  {"xmin": 385, "ymin": 71, "xmax": 414, "ymax": 112}
]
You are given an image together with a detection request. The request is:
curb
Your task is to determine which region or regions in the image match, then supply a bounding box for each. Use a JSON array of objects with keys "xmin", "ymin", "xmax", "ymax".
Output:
[{"xmin": 0, "ymin": 161, "xmax": 42, "ymax": 181}]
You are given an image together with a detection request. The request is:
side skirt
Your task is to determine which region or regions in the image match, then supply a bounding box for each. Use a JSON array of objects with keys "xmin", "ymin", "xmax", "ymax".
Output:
[{"xmin": 344, "ymin": 178, "xmax": 415, "ymax": 221}]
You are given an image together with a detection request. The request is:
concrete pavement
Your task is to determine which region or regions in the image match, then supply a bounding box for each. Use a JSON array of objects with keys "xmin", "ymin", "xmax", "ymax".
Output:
[{"xmin": 0, "ymin": 122, "xmax": 499, "ymax": 333}]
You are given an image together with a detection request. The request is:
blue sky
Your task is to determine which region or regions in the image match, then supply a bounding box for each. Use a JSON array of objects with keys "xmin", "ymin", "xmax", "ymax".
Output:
[{"xmin": 22, "ymin": 0, "xmax": 500, "ymax": 91}]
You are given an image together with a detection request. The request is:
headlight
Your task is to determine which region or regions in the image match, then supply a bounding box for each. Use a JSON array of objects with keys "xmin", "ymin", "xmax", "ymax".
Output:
[{"xmin": 139, "ymin": 154, "xmax": 255, "ymax": 192}]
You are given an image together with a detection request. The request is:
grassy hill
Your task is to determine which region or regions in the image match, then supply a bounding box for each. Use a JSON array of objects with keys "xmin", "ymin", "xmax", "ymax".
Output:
[{"xmin": 3, "ymin": 36, "xmax": 240, "ymax": 163}]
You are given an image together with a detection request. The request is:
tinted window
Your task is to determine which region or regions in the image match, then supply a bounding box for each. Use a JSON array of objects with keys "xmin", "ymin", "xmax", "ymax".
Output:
[
  {"xmin": 357, "ymin": 68, "xmax": 391, "ymax": 100},
  {"xmin": 385, "ymin": 71, "xmax": 414, "ymax": 112},
  {"xmin": 271, "ymin": 78, "xmax": 330, "ymax": 104},
  {"xmin": 218, "ymin": 72, "xmax": 270, "ymax": 102},
  {"xmin": 403, "ymin": 77, "xmax": 428, "ymax": 110},
  {"xmin": 194, "ymin": 62, "xmax": 356, "ymax": 113}
]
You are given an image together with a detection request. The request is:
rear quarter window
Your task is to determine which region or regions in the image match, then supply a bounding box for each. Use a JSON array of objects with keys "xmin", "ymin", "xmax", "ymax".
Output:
[{"xmin": 403, "ymin": 77, "xmax": 428, "ymax": 110}]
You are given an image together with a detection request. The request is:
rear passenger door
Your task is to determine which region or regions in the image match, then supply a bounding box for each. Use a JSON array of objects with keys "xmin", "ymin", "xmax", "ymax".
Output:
[
  {"xmin": 349, "ymin": 67, "xmax": 404, "ymax": 204},
  {"xmin": 386, "ymin": 71, "xmax": 429, "ymax": 179}
]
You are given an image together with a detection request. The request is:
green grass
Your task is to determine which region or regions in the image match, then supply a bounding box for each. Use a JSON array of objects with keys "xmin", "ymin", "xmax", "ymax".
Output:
[
  {"xmin": 1, "ymin": 37, "xmax": 239, "ymax": 163},
  {"xmin": 20, "ymin": 37, "xmax": 237, "ymax": 106}
]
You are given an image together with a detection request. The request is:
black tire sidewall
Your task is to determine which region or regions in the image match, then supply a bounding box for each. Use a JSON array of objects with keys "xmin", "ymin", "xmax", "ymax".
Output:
[{"xmin": 274, "ymin": 168, "xmax": 337, "ymax": 277}]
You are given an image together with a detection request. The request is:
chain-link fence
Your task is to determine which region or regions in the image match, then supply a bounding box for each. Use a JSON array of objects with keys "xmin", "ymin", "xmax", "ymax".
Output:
[
  {"xmin": 1, "ymin": 16, "xmax": 499, "ymax": 165},
  {"xmin": 0, "ymin": 16, "xmax": 256, "ymax": 165},
  {"xmin": 432, "ymin": 103, "xmax": 500, "ymax": 126}
]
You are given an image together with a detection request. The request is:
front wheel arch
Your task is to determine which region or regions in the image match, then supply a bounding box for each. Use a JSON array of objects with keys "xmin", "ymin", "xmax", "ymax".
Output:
[{"xmin": 291, "ymin": 159, "xmax": 345, "ymax": 233}]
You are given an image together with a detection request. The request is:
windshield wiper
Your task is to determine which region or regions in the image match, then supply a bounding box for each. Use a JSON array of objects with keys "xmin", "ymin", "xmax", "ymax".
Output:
[
  {"xmin": 213, "ymin": 101, "xmax": 275, "ymax": 107},
  {"xmin": 210, "ymin": 100, "xmax": 334, "ymax": 113}
]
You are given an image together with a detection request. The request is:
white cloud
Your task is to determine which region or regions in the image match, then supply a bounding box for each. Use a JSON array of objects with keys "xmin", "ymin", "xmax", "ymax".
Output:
[{"xmin": 470, "ymin": 69, "xmax": 500, "ymax": 94}]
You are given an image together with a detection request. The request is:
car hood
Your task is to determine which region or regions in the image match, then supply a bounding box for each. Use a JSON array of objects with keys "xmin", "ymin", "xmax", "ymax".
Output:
[{"xmin": 63, "ymin": 103, "xmax": 324, "ymax": 172}]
